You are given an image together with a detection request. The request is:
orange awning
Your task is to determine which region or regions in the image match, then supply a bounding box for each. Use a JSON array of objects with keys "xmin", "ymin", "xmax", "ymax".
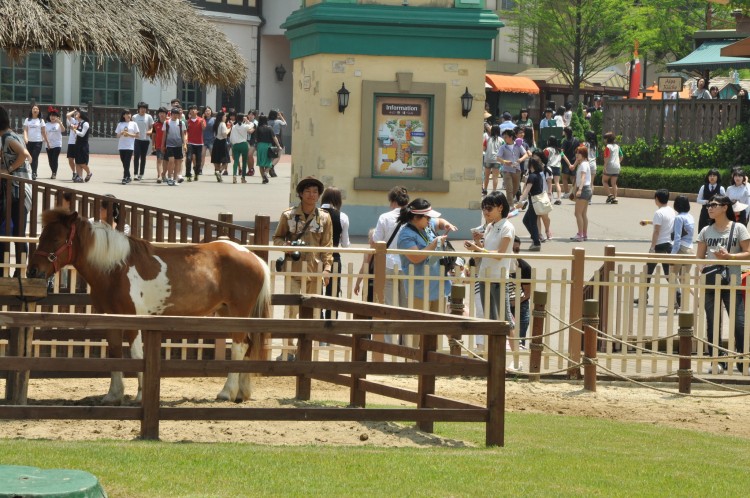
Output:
[{"xmin": 485, "ymin": 74, "xmax": 539, "ymax": 94}]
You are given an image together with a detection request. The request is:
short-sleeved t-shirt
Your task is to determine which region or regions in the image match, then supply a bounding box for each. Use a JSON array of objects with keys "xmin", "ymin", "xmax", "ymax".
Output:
[
  {"xmin": 653, "ymin": 206, "xmax": 676, "ymax": 246},
  {"xmin": 478, "ymin": 218, "xmax": 515, "ymax": 279},
  {"xmin": 397, "ymin": 220, "xmax": 443, "ymax": 302},
  {"xmin": 45, "ymin": 122, "xmax": 63, "ymax": 149},
  {"xmin": 115, "ymin": 121, "xmax": 139, "ymax": 151},
  {"xmin": 576, "ymin": 160, "xmax": 591, "ymax": 187},
  {"xmin": 526, "ymin": 172, "xmax": 544, "ymax": 196},
  {"xmin": 698, "ymin": 222, "xmax": 750, "ymax": 279},
  {"xmin": 132, "ymin": 113, "xmax": 154, "ymax": 141}
]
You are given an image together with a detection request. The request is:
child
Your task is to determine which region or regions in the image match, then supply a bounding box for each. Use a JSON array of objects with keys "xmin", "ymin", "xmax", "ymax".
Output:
[{"xmin": 543, "ymin": 135, "xmax": 564, "ymax": 205}]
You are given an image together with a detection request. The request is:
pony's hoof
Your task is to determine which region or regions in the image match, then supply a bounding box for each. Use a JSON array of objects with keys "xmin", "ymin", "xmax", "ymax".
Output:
[
  {"xmin": 100, "ymin": 395, "xmax": 123, "ymax": 406},
  {"xmin": 216, "ymin": 390, "xmax": 236, "ymax": 402}
]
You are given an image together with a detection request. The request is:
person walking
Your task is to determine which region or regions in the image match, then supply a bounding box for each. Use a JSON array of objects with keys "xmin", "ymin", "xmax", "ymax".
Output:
[
  {"xmin": 696, "ymin": 194, "xmax": 750, "ymax": 374},
  {"xmin": 132, "ymin": 101, "xmax": 154, "ymax": 181},
  {"xmin": 482, "ymin": 124, "xmax": 502, "ymax": 195},
  {"xmin": 201, "ymin": 107, "xmax": 215, "ymax": 176},
  {"xmin": 560, "ymin": 127, "xmax": 579, "ymax": 199},
  {"xmin": 697, "ymin": 169, "xmax": 725, "ymax": 233},
  {"xmin": 210, "ymin": 111, "xmax": 229, "ymax": 183},
  {"xmin": 320, "ymin": 187, "xmax": 351, "ymax": 319},
  {"xmin": 373, "ymin": 186, "xmax": 410, "ymax": 314},
  {"xmin": 23, "ymin": 104, "xmax": 47, "ymax": 180},
  {"xmin": 516, "ymin": 156, "xmax": 546, "ymax": 251},
  {"xmin": 65, "ymin": 109, "xmax": 79, "ymax": 181},
  {"xmin": 115, "ymin": 109, "xmax": 139, "ymax": 184},
  {"xmin": 160, "ymin": 108, "xmax": 187, "ymax": 186},
  {"xmin": 635, "ymin": 189, "xmax": 677, "ymax": 307},
  {"xmin": 151, "ymin": 107, "xmax": 168, "ymax": 183},
  {"xmin": 245, "ymin": 110, "xmax": 258, "ymax": 178},
  {"xmin": 671, "ymin": 195, "xmax": 695, "ymax": 312},
  {"xmin": 44, "ymin": 107, "xmax": 64, "ymax": 180},
  {"xmin": 185, "ymin": 105, "xmax": 206, "ymax": 182},
  {"xmin": 254, "ymin": 115, "xmax": 280, "ymax": 185},
  {"xmin": 543, "ymin": 135, "xmax": 564, "ymax": 205},
  {"xmin": 602, "ymin": 131, "xmax": 623, "ymax": 204},
  {"xmin": 569, "ymin": 145, "xmax": 591, "ymax": 241},
  {"xmin": 228, "ymin": 113, "xmax": 254, "ymax": 183},
  {"xmin": 72, "ymin": 110, "xmax": 92, "ymax": 183},
  {"xmin": 268, "ymin": 109, "xmax": 286, "ymax": 177},
  {"xmin": 498, "ymin": 128, "xmax": 530, "ymax": 203}
]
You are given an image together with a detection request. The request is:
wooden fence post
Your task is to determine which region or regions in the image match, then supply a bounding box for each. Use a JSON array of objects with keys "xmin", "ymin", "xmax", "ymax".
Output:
[
  {"xmin": 295, "ymin": 305, "xmax": 314, "ymax": 401},
  {"xmin": 486, "ymin": 322, "xmax": 507, "ymax": 447},
  {"xmin": 253, "ymin": 214, "xmax": 271, "ymax": 263},
  {"xmin": 218, "ymin": 212, "xmax": 232, "ymax": 237},
  {"xmin": 4, "ymin": 303, "xmax": 35, "ymax": 404},
  {"xmin": 528, "ymin": 290, "xmax": 547, "ymax": 382},
  {"xmin": 448, "ymin": 285, "xmax": 465, "ymax": 356},
  {"xmin": 417, "ymin": 331, "xmax": 437, "ymax": 433},
  {"xmin": 583, "ymin": 299, "xmax": 599, "ymax": 392},
  {"xmin": 141, "ymin": 330, "xmax": 162, "ymax": 440},
  {"xmin": 678, "ymin": 312, "xmax": 694, "ymax": 395},
  {"xmin": 568, "ymin": 247, "xmax": 585, "ymax": 379}
]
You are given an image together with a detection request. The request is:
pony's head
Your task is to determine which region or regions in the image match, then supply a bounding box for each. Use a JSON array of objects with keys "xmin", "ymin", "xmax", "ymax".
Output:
[{"xmin": 27, "ymin": 209, "xmax": 79, "ymax": 280}]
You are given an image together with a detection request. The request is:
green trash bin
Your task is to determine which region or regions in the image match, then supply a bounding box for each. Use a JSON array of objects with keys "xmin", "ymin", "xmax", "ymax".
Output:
[{"xmin": 0, "ymin": 465, "xmax": 107, "ymax": 498}]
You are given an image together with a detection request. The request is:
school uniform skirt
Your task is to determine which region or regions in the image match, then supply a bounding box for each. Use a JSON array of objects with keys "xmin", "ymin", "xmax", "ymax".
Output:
[{"xmin": 211, "ymin": 138, "xmax": 228, "ymax": 164}]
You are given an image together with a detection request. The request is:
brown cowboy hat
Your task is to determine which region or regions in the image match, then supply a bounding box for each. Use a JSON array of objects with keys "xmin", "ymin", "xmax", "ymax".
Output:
[{"xmin": 296, "ymin": 176, "xmax": 324, "ymax": 195}]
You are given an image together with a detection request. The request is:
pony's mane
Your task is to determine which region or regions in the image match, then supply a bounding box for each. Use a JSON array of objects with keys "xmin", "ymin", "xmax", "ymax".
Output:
[{"xmin": 78, "ymin": 218, "xmax": 154, "ymax": 273}]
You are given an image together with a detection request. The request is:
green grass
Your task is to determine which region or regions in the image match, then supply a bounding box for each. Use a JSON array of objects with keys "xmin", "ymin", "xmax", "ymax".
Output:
[{"xmin": 2, "ymin": 413, "xmax": 750, "ymax": 497}]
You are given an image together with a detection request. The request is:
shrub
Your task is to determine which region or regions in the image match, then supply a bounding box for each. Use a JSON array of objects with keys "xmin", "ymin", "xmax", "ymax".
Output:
[
  {"xmin": 594, "ymin": 166, "xmax": 744, "ymax": 193},
  {"xmin": 571, "ymin": 103, "xmax": 589, "ymax": 142}
]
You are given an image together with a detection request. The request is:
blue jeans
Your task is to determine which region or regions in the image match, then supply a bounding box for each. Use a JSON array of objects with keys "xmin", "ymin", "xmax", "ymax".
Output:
[
  {"xmin": 704, "ymin": 289, "xmax": 745, "ymax": 372},
  {"xmin": 515, "ymin": 299, "xmax": 530, "ymax": 342},
  {"xmin": 479, "ymin": 282, "xmax": 515, "ymax": 328}
]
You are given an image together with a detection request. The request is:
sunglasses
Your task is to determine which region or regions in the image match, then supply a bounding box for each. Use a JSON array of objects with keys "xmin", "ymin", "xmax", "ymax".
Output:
[{"xmin": 706, "ymin": 202, "xmax": 725, "ymax": 208}]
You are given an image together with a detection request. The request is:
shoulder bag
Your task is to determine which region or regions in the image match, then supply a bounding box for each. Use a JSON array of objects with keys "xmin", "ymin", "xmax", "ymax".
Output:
[
  {"xmin": 530, "ymin": 174, "xmax": 553, "ymax": 215},
  {"xmin": 701, "ymin": 222, "xmax": 735, "ymax": 286}
]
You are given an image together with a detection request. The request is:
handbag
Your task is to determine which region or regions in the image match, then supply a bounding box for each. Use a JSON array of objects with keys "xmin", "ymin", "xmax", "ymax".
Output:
[
  {"xmin": 531, "ymin": 191, "xmax": 553, "ymax": 215},
  {"xmin": 267, "ymin": 146, "xmax": 279, "ymax": 159},
  {"xmin": 439, "ymin": 240, "xmax": 457, "ymax": 273},
  {"xmin": 701, "ymin": 222, "xmax": 735, "ymax": 286}
]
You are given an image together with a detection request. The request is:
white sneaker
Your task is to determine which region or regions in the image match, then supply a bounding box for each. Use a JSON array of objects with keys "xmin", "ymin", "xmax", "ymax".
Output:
[
  {"xmin": 705, "ymin": 364, "xmax": 724, "ymax": 374},
  {"xmin": 561, "ymin": 192, "xmax": 569, "ymax": 199},
  {"xmin": 507, "ymin": 361, "xmax": 523, "ymax": 373}
]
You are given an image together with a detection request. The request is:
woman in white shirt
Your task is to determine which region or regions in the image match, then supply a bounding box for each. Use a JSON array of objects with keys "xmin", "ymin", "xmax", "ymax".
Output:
[
  {"xmin": 44, "ymin": 107, "xmax": 65, "ymax": 180},
  {"xmin": 464, "ymin": 191, "xmax": 522, "ymax": 370},
  {"xmin": 228, "ymin": 113, "xmax": 254, "ymax": 183},
  {"xmin": 570, "ymin": 146, "xmax": 592, "ymax": 242},
  {"xmin": 115, "ymin": 109, "xmax": 140, "ymax": 184},
  {"xmin": 210, "ymin": 112, "xmax": 229, "ymax": 182},
  {"xmin": 65, "ymin": 109, "xmax": 79, "ymax": 181},
  {"xmin": 726, "ymin": 168, "xmax": 750, "ymax": 225},
  {"xmin": 23, "ymin": 104, "xmax": 47, "ymax": 180}
]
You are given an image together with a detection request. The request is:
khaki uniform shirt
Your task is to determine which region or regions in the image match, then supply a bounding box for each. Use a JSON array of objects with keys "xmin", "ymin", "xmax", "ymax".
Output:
[{"xmin": 273, "ymin": 206, "xmax": 333, "ymax": 273}]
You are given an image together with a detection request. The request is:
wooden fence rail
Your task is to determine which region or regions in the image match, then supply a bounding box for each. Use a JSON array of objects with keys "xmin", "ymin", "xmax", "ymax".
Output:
[
  {"xmin": 0, "ymin": 308, "xmax": 507, "ymax": 446},
  {"xmin": 603, "ymin": 99, "xmax": 749, "ymax": 144}
]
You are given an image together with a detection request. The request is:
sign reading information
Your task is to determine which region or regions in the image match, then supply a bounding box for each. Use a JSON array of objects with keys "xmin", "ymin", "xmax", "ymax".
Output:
[{"xmin": 373, "ymin": 95, "xmax": 431, "ymax": 179}]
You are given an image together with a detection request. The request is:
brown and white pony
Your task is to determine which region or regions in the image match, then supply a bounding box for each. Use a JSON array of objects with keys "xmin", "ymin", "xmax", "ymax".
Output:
[{"xmin": 26, "ymin": 209, "xmax": 271, "ymax": 404}]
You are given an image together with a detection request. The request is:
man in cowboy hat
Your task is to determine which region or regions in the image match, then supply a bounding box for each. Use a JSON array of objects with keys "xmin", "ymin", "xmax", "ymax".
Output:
[{"xmin": 273, "ymin": 176, "xmax": 333, "ymax": 321}]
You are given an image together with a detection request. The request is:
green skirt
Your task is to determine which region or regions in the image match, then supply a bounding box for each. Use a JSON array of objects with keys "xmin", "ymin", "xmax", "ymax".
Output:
[{"xmin": 256, "ymin": 142, "xmax": 273, "ymax": 168}]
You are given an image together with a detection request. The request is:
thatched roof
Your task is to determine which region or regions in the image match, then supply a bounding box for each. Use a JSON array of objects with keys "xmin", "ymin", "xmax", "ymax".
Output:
[{"xmin": 0, "ymin": 0, "xmax": 247, "ymax": 89}]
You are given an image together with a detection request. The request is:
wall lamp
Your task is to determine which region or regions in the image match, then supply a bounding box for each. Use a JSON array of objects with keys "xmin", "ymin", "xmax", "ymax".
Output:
[
  {"xmin": 337, "ymin": 83, "xmax": 350, "ymax": 113},
  {"xmin": 461, "ymin": 87, "xmax": 474, "ymax": 118},
  {"xmin": 275, "ymin": 64, "xmax": 287, "ymax": 82}
]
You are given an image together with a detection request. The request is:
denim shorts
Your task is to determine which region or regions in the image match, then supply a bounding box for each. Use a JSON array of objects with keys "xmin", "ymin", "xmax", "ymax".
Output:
[{"xmin": 578, "ymin": 186, "xmax": 593, "ymax": 201}]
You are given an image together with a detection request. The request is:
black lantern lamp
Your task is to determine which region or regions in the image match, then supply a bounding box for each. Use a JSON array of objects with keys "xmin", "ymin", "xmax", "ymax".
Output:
[
  {"xmin": 461, "ymin": 87, "xmax": 473, "ymax": 118},
  {"xmin": 337, "ymin": 83, "xmax": 350, "ymax": 113},
  {"xmin": 275, "ymin": 64, "xmax": 287, "ymax": 82}
]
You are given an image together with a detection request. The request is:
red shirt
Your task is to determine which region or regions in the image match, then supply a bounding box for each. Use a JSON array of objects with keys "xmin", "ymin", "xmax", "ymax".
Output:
[
  {"xmin": 153, "ymin": 120, "xmax": 165, "ymax": 149},
  {"xmin": 186, "ymin": 117, "xmax": 205, "ymax": 145}
]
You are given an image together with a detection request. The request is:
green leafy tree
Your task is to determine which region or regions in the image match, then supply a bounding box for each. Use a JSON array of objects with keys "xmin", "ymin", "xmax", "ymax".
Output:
[
  {"xmin": 570, "ymin": 103, "xmax": 589, "ymax": 141},
  {"xmin": 505, "ymin": 0, "xmax": 632, "ymax": 104}
]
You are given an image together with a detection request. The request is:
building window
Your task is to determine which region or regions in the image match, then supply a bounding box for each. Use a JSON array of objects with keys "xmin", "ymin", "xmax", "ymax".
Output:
[
  {"xmin": 189, "ymin": 0, "xmax": 258, "ymax": 15},
  {"xmin": 501, "ymin": 0, "xmax": 517, "ymax": 9},
  {"xmin": 80, "ymin": 54, "xmax": 134, "ymax": 107},
  {"xmin": 178, "ymin": 78, "xmax": 206, "ymax": 109},
  {"xmin": 0, "ymin": 51, "xmax": 55, "ymax": 103}
]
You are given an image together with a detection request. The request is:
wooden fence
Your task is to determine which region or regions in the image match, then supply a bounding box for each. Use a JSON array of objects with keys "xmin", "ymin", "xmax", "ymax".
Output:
[
  {"xmin": 603, "ymin": 99, "xmax": 750, "ymax": 144},
  {"xmin": 0, "ymin": 300, "xmax": 507, "ymax": 446}
]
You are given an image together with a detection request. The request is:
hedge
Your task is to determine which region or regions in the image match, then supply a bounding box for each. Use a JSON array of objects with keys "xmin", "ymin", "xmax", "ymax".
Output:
[{"xmin": 593, "ymin": 166, "xmax": 748, "ymax": 193}]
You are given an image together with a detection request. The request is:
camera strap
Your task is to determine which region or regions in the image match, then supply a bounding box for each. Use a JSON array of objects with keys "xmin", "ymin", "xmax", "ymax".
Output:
[
  {"xmin": 291, "ymin": 208, "xmax": 317, "ymax": 242},
  {"xmin": 386, "ymin": 221, "xmax": 403, "ymax": 249}
]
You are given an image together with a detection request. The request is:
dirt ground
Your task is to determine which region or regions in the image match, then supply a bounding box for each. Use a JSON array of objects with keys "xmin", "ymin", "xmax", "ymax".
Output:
[{"xmin": 3, "ymin": 375, "xmax": 750, "ymax": 446}]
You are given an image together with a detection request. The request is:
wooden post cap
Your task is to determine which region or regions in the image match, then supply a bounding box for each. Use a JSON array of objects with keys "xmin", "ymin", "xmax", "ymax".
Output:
[
  {"xmin": 678, "ymin": 312, "xmax": 694, "ymax": 328},
  {"xmin": 533, "ymin": 290, "xmax": 547, "ymax": 306},
  {"xmin": 583, "ymin": 299, "xmax": 599, "ymax": 318},
  {"xmin": 450, "ymin": 285, "xmax": 466, "ymax": 300}
]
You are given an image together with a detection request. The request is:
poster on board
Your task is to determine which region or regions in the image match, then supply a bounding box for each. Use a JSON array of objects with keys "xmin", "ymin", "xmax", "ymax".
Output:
[{"xmin": 373, "ymin": 95, "xmax": 431, "ymax": 179}]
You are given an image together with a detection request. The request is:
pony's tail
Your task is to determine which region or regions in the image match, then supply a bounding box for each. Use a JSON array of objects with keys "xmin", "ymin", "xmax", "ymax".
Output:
[
  {"xmin": 252, "ymin": 257, "xmax": 272, "ymax": 319},
  {"xmin": 248, "ymin": 256, "xmax": 272, "ymax": 362}
]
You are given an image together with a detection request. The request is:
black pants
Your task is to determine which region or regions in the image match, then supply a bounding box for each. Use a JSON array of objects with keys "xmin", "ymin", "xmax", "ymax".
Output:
[
  {"xmin": 321, "ymin": 258, "xmax": 341, "ymax": 320},
  {"xmin": 645, "ymin": 242, "xmax": 681, "ymax": 304},
  {"xmin": 0, "ymin": 197, "xmax": 28, "ymax": 274},
  {"xmin": 27, "ymin": 141, "xmax": 43, "ymax": 176},
  {"xmin": 705, "ymin": 289, "xmax": 745, "ymax": 372},
  {"xmin": 185, "ymin": 144, "xmax": 203, "ymax": 177},
  {"xmin": 119, "ymin": 149, "xmax": 133, "ymax": 179},
  {"xmin": 46, "ymin": 147, "xmax": 61, "ymax": 175},
  {"xmin": 522, "ymin": 201, "xmax": 540, "ymax": 245},
  {"xmin": 133, "ymin": 139, "xmax": 150, "ymax": 176}
]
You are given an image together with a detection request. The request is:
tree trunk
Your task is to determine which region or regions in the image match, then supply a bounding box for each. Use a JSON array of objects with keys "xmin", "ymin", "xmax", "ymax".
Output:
[{"xmin": 572, "ymin": 0, "xmax": 582, "ymax": 105}]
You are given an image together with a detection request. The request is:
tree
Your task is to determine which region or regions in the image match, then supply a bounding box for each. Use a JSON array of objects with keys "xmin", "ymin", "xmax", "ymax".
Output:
[{"xmin": 505, "ymin": 0, "xmax": 632, "ymax": 104}]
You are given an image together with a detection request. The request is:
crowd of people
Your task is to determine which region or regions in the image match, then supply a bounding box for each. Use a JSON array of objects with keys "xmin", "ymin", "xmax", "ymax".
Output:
[{"xmin": 16, "ymin": 100, "xmax": 287, "ymax": 187}]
